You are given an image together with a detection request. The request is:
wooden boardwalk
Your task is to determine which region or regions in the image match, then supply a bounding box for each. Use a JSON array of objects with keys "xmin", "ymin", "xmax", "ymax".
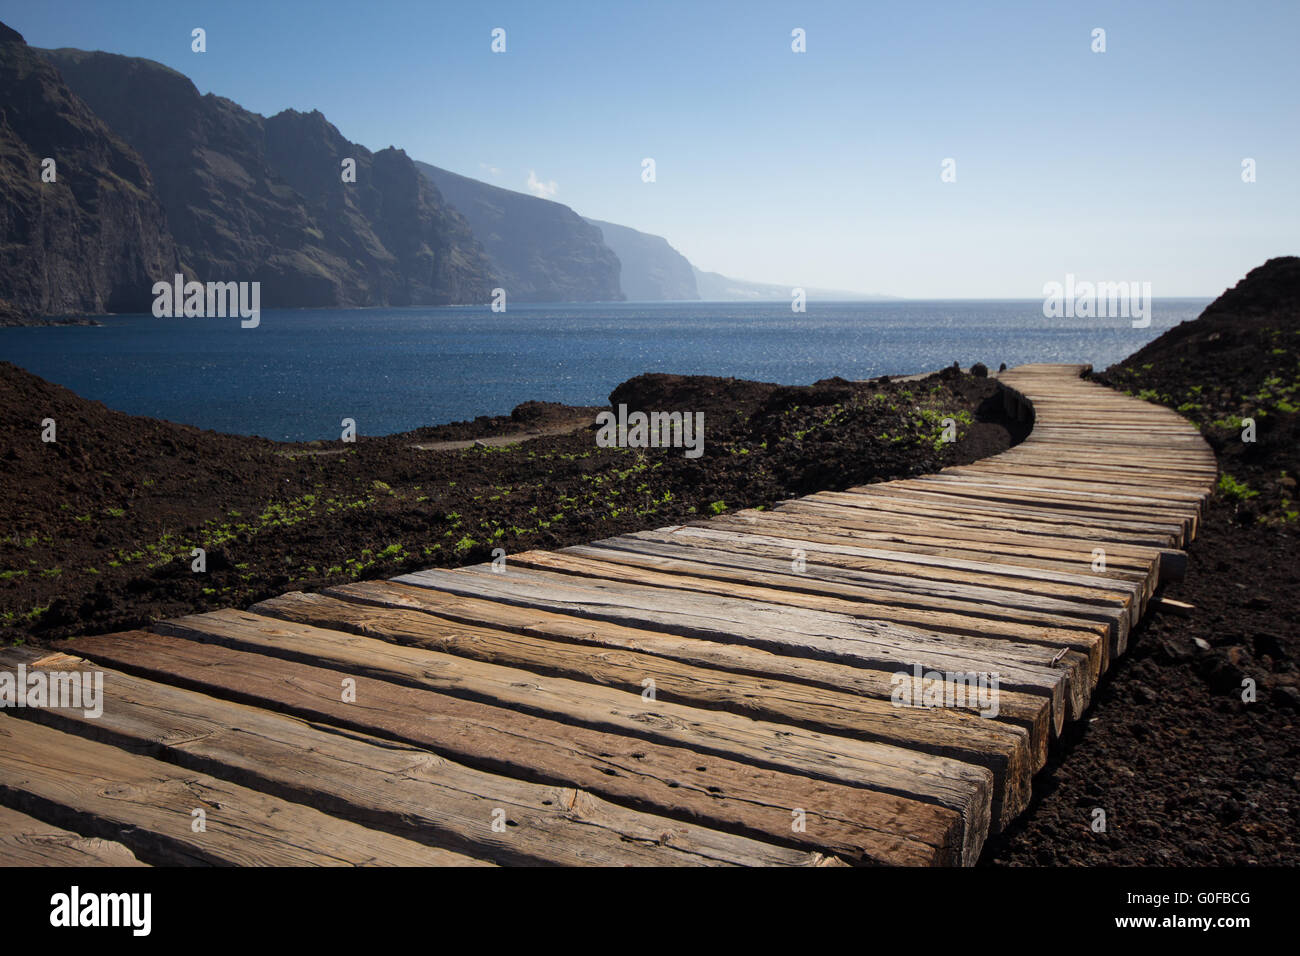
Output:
[{"xmin": 0, "ymin": 365, "xmax": 1217, "ymax": 866}]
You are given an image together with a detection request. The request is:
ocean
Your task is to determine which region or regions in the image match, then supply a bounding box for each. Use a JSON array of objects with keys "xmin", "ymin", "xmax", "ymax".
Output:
[{"xmin": 0, "ymin": 299, "xmax": 1209, "ymax": 442}]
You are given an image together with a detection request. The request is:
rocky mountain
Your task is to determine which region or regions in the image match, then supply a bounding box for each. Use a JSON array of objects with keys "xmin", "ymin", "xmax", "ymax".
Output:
[
  {"xmin": 585, "ymin": 218, "xmax": 698, "ymax": 301},
  {"xmin": 39, "ymin": 47, "xmax": 494, "ymax": 308},
  {"xmin": 415, "ymin": 161, "xmax": 622, "ymax": 303},
  {"xmin": 3, "ymin": 21, "xmax": 890, "ymax": 317},
  {"xmin": 0, "ymin": 23, "xmax": 180, "ymax": 323}
]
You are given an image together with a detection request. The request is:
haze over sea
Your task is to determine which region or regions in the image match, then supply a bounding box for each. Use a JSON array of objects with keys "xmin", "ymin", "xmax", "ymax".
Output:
[{"xmin": 0, "ymin": 299, "xmax": 1209, "ymax": 442}]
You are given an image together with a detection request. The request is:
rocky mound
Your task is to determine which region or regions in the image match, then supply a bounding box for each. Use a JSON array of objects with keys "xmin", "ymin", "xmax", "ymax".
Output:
[{"xmin": 1098, "ymin": 256, "xmax": 1300, "ymax": 524}]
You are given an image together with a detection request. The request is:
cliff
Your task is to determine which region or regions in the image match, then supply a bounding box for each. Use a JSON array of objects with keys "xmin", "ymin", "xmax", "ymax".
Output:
[
  {"xmin": 39, "ymin": 46, "xmax": 494, "ymax": 307},
  {"xmin": 0, "ymin": 24, "xmax": 180, "ymax": 322}
]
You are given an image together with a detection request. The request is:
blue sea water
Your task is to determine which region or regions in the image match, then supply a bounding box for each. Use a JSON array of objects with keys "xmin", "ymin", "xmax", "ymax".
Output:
[{"xmin": 0, "ymin": 299, "xmax": 1209, "ymax": 442}]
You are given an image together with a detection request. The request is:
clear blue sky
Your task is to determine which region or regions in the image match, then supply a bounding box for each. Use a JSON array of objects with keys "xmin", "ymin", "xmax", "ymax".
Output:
[{"xmin": 3, "ymin": 0, "xmax": 1297, "ymax": 297}]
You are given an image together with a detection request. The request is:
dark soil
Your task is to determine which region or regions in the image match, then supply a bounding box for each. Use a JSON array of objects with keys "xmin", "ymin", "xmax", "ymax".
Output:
[
  {"xmin": 0, "ymin": 360, "xmax": 1023, "ymax": 645},
  {"xmin": 987, "ymin": 257, "xmax": 1300, "ymax": 866}
]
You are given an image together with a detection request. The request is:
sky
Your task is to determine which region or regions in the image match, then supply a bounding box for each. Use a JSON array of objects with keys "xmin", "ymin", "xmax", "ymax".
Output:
[{"xmin": 3, "ymin": 0, "xmax": 1297, "ymax": 297}]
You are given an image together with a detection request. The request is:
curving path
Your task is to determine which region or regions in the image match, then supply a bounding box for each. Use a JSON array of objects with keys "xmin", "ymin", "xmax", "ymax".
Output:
[{"xmin": 0, "ymin": 365, "xmax": 1218, "ymax": 866}]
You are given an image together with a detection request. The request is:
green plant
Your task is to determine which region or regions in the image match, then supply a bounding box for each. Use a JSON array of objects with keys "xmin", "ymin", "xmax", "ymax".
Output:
[{"xmin": 1217, "ymin": 473, "xmax": 1258, "ymax": 501}]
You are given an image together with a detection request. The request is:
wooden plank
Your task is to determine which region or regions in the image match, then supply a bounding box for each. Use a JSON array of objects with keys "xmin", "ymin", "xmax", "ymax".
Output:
[
  {"xmin": 529, "ymin": 544, "xmax": 1108, "ymax": 683},
  {"xmin": 999, "ymin": 430, "xmax": 1214, "ymax": 451},
  {"xmin": 1013, "ymin": 414, "xmax": 1200, "ymax": 426},
  {"xmin": 707, "ymin": 505, "xmax": 1162, "ymax": 600},
  {"xmin": 249, "ymin": 588, "xmax": 1034, "ymax": 821},
  {"xmin": 818, "ymin": 487, "xmax": 1190, "ymax": 547},
  {"xmin": 146, "ymin": 608, "xmax": 997, "ymax": 861},
  {"xmin": 396, "ymin": 564, "xmax": 1086, "ymax": 724},
  {"xmin": 729, "ymin": 503, "xmax": 1156, "ymax": 620},
  {"xmin": 779, "ymin": 490, "xmax": 1178, "ymax": 552},
  {"xmin": 994, "ymin": 441, "xmax": 1217, "ymax": 469},
  {"xmin": 763, "ymin": 500, "xmax": 1167, "ymax": 570},
  {"xmin": 67, "ymin": 629, "xmax": 962, "ymax": 865},
  {"xmin": 0, "ymin": 804, "xmax": 146, "ymax": 867},
  {"xmin": 329, "ymin": 579, "xmax": 1054, "ymax": 758},
  {"xmin": 739, "ymin": 504, "xmax": 1152, "ymax": 605},
  {"xmin": 755, "ymin": 501, "xmax": 1180, "ymax": 595},
  {"xmin": 652, "ymin": 522, "xmax": 1137, "ymax": 654},
  {"xmin": 0, "ymin": 711, "xmax": 488, "ymax": 867},
  {"xmin": 984, "ymin": 452, "xmax": 1217, "ymax": 480},
  {"xmin": 770, "ymin": 500, "xmax": 1162, "ymax": 570},
  {"xmin": 2, "ymin": 647, "xmax": 833, "ymax": 868},
  {"xmin": 1029, "ymin": 424, "xmax": 1207, "ymax": 440},
  {"xmin": 888, "ymin": 477, "xmax": 1200, "ymax": 538},
  {"xmin": 573, "ymin": 534, "xmax": 1117, "ymax": 678},
  {"xmin": 907, "ymin": 475, "xmax": 1204, "ymax": 531},
  {"xmin": 706, "ymin": 507, "xmax": 1159, "ymax": 581},
  {"xmin": 751, "ymin": 498, "xmax": 1190, "ymax": 582},
  {"xmin": 828, "ymin": 481, "xmax": 1198, "ymax": 528},
  {"xmin": 767, "ymin": 503, "xmax": 1160, "ymax": 591},
  {"xmin": 914, "ymin": 471, "xmax": 1207, "ymax": 512},
  {"xmin": 603, "ymin": 527, "xmax": 1140, "ymax": 629},
  {"xmin": 937, "ymin": 463, "xmax": 1211, "ymax": 505}
]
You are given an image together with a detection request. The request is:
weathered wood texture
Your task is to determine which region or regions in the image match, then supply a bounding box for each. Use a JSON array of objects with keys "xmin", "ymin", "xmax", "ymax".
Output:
[
  {"xmin": 59, "ymin": 630, "xmax": 960, "ymax": 865},
  {"xmin": 0, "ymin": 647, "xmax": 831, "ymax": 867},
  {"xmin": 0, "ymin": 707, "xmax": 490, "ymax": 867},
  {"xmin": 2, "ymin": 365, "xmax": 1215, "ymax": 866},
  {"xmin": 0, "ymin": 803, "xmax": 146, "ymax": 867}
]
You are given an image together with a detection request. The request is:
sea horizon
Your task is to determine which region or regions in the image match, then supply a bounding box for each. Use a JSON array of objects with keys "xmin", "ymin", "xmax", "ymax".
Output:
[{"xmin": 0, "ymin": 297, "xmax": 1211, "ymax": 441}]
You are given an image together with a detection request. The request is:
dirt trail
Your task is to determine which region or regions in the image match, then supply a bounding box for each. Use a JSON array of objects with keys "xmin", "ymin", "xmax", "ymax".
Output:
[
  {"xmin": 279, "ymin": 413, "xmax": 597, "ymax": 457},
  {"xmin": 409, "ymin": 414, "xmax": 595, "ymax": 451}
]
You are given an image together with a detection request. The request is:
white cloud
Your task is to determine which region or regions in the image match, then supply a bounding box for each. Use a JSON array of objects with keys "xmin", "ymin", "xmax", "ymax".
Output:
[
  {"xmin": 526, "ymin": 170, "xmax": 559, "ymax": 199},
  {"xmin": 478, "ymin": 163, "xmax": 501, "ymax": 177}
]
